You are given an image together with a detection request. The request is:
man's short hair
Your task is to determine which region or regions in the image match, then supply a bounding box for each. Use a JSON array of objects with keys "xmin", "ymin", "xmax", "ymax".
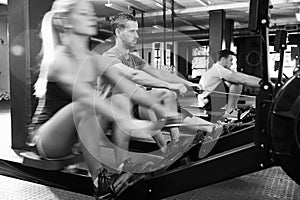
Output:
[
  {"xmin": 111, "ymin": 13, "xmax": 137, "ymax": 36},
  {"xmin": 218, "ymin": 49, "xmax": 235, "ymax": 60}
]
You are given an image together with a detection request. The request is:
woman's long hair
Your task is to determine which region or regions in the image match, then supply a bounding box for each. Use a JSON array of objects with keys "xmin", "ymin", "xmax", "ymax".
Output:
[{"xmin": 34, "ymin": 0, "xmax": 78, "ymax": 98}]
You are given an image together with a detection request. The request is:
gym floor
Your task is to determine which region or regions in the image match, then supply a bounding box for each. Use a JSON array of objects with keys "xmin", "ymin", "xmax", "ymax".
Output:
[
  {"xmin": 0, "ymin": 166, "xmax": 298, "ymax": 200},
  {"xmin": 0, "ymin": 101, "xmax": 299, "ymax": 200}
]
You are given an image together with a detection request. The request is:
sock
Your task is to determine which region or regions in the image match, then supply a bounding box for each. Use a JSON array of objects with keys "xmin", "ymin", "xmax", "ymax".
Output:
[
  {"xmin": 116, "ymin": 162, "xmax": 124, "ymax": 172},
  {"xmin": 160, "ymin": 146, "xmax": 167, "ymax": 154},
  {"xmin": 93, "ymin": 177, "xmax": 98, "ymax": 187}
]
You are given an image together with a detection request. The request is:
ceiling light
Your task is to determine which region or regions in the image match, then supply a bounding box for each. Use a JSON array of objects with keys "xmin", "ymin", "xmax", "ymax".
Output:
[
  {"xmin": 194, "ymin": 0, "xmax": 207, "ymax": 6},
  {"xmin": 98, "ymin": 29, "xmax": 113, "ymax": 34},
  {"xmin": 104, "ymin": 0, "xmax": 128, "ymax": 12},
  {"xmin": 91, "ymin": 38, "xmax": 105, "ymax": 43},
  {"xmin": 155, "ymin": 2, "xmax": 164, "ymax": 8},
  {"xmin": 105, "ymin": 0, "xmax": 112, "ymax": 7}
]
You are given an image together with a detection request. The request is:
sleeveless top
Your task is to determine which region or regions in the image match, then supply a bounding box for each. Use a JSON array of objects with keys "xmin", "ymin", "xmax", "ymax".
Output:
[
  {"xmin": 26, "ymin": 82, "xmax": 72, "ymax": 146},
  {"xmin": 31, "ymin": 82, "xmax": 72, "ymax": 126}
]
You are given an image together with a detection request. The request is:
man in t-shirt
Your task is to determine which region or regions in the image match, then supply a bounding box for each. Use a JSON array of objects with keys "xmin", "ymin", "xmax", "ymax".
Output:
[
  {"xmin": 198, "ymin": 49, "xmax": 261, "ymax": 119},
  {"xmin": 101, "ymin": 13, "xmax": 216, "ymax": 165}
]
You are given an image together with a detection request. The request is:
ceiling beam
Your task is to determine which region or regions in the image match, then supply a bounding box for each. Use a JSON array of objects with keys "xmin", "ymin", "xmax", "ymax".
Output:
[
  {"xmin": 148, "ymin": 0, "xmax": 203, "ymax": 30},
  {"xmin": 104, "ymin": 3, "xmax": 129, "ymax": 13},
  {"xmin": 194, "ymin": 0, "xmax": 209, "ymax": 7},
  {"xmin": 97, "ymin": 0, "xmax": 300, "ymax": 24},
  {"xmin": 177, "ymin": 2, "xmax": 248, "ymax": 14},
  {"xmin": 167, "ymin": 0, "xmax": 185, "ymax": 9},
  {"xmin": 151, "ymin": 0, "xmax": 185, "ymax": 10},
  {"xmin": 139, "ymin": 0, "xmax": 300, "ymax": 17},
  {"xmin": 174, "ymin": 14, "xmax": 206, "ymax": 30},
  {"xmin": 126, "ymin": 0, "xmax": 150, "ymax": 12}
]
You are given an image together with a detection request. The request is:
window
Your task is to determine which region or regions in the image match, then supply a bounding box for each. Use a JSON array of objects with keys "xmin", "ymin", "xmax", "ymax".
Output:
[
  {"xmin": 191, "ymin": 45, "xmax": 209, "ymax": 78},
  {"xmin": 152, "ymin": 42, "xmax": 175, "ymax": 73},
  {"xmin": 269, "ymin": 45, "xmax": 296, "ymax": 78}
]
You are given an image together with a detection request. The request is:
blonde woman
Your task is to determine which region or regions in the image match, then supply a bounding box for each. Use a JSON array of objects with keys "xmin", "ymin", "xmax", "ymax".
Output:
[{"xmin": 29, "ymin": 0, "xmax": 177, "ymax": 199}]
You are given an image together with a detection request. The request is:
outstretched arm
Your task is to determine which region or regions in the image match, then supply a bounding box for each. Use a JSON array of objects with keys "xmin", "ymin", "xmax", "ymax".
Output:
[
  {"xmin": 112, "ymin": 63, "xmax": 187, "ymax": 94},
  {"xmin": 113, "ymin": 63, "xmax": 171, "ymax": 88},
  {"xmin": 52, "ymin": 64, "xmax": 119, "ymax": 122},
  {"xmin": 223, "ymin": 71, "xmax": 261, "ymax": 87},
  {"xmin": 95, "ymin": 55, "xmax": 176, "ymax": 118},
  {"xmin": 142, "ymin": 64, "xmax": 194, "ymax": 87},
  {"xmin": 49, "ymin": 51, "xmax": 165, "ymax": 121}
]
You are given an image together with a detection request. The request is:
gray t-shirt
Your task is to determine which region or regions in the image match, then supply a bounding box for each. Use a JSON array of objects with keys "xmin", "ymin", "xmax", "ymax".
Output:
[
  {"xmin": 99, "ymin": 46, "xmax": 147, "ymax": 97},
  {"xmin": 102, "ymin": 46, "xmax": 147, "ymax": 70}
]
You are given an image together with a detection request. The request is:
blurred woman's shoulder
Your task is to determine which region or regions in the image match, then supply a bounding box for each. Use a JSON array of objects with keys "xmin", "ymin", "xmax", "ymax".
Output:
[{"xmin": 47, "ymin": 46, "xmax": 71, "ymax": 76}]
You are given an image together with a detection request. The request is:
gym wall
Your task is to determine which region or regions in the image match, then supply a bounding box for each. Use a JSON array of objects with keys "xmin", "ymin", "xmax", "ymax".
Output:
[
  {"xmin": 236, "ymin": 36, "xmax": 262, "ymax": 78},
  {"xmin": 236, "ymin": 36, "xmax": 262, "ymax": 94},
  {"xmin": 0, "ymin": 6, "xmax": 8, "ymax": 92}
]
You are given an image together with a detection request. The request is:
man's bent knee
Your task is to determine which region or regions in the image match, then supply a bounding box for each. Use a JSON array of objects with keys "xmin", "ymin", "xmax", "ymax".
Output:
[{"xmin": 229, "ymin": 83, "xmax": 243, "ymax": 91}]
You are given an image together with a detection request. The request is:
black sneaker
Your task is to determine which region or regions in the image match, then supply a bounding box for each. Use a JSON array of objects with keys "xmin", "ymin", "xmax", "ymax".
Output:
[
  {"xmin": 94, "ymin": 168, "xmax": 118, "ymax": 200},
  {"xmin": 192, "ymin": 131, "xmax": 205, "ymax": 145},
  {"xmin": 94, "ymin": 168, "xmax": 145, "ymax": 200},
  {"xmin": 163, "ymin": 136, "xmax": 194, "ymax": 159},
  {"xmin": 223, "ymin": 109, "xmax": 240, "ymax": 120}
]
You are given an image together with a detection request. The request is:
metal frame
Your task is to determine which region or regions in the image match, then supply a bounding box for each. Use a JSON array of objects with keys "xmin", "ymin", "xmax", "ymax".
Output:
[
  {"xmin": 119, "ymin": 143, "xmax": 274, "ymax": 200},
  {"xmin": 119, "ymin": 0, "xmax": 278, "ymax": 199},
  {"xmin": 5, "ymin": 0, "xmax": 291, "ymax": 199},
  {"xmin": 0, "ymin": 159, "xmax": 93, "ymax": 196}
]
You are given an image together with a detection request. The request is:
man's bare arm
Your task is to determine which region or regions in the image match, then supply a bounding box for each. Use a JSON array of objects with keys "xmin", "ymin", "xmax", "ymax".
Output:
[
  {"xmin": 223, "ymin": 72, "xmax": 261, "ymax": 87},
  {"xmin": 142, "ymin": 64, "xmax": 194, "ymax": 87},
  {"xmin": 51, "ymin": 56, "xmax": 120, "ymax": 121},
  {"xmin": 112, "ymin": 63, "xmax": 187, "ymax": 94}
]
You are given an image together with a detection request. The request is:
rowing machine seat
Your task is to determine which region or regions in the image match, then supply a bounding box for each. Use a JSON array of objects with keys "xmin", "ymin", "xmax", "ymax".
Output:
[{"xmin": 20, "ymin": 151, "xmax": 83, "ymax": 171}]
